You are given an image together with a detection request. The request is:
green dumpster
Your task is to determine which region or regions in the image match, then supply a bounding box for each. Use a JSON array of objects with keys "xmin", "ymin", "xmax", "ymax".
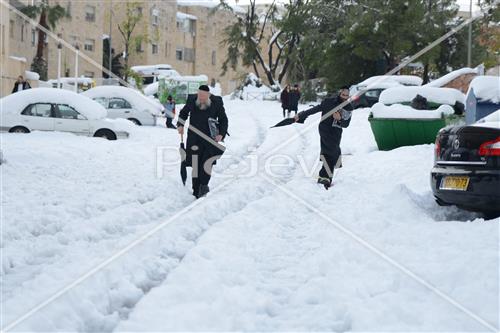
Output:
[{"xmin": 368, "ymin": 114, "xmax": 446, "ymax": 151}]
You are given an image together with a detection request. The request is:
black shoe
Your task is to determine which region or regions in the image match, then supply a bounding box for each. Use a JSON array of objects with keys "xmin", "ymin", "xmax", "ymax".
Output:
[
  {"xmin": 198, "ymin": 185, "xmax": 210, "ymax": 198},
  {"xmin": 317, "ymin": 177, "xmax": 332, "ymax": 190}
]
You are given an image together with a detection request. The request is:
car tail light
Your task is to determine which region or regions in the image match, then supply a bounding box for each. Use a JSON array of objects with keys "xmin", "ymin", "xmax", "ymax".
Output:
[
  {"xmin": 479, "ymin": 137, "xmax": 500, "ymax": 156},
  {"xmin": 435, "ymin": 136, "xmax": 441, "ymax": 160}
]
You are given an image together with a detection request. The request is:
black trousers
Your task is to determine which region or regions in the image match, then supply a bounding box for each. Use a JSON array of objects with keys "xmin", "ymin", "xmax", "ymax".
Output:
[
  {"xmin": 166, "ymin": 117, "xmax": 176, "ymax": 128},
  {"xmin": 319, "ymin": 150, "xmax": 341, "ymax": 181},
  {"xmin": 189, "ymin": 144, "xmax": 214, "ymax": 194},
  {"xmin": 282, "ymin": 108, "xmax": 289, "ymax": 117}
]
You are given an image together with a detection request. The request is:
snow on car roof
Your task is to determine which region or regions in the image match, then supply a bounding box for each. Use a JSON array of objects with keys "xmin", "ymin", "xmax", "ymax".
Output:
[
  {"xmin": 0, "ymin": 88, "xmax": 106, "ymax": 120},
  {"xmin": 379, "ymin": 86, "xmax": 465, "ymax": 106},
  {"xmin": 82, "ymin": 86, "xmax": 164, "ymax": 115},
  {"xmin": 424, "ymin": 67, "xmax": 479, "ymax": 88},
  {"xmin": 467, "ymin": 76, "xmax": 500, "ymax": 103},
  {"xmin": 371, "ymin": 102, "xmax": 454, "ymax": 119},
  {"xmin": 358, "ymin": 75, "xmax": 423, "ymax": 88}
]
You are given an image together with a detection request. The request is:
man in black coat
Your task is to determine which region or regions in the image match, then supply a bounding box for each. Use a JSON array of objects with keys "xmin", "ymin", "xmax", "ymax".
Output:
[
  {"xmin": 295, "ymin": 87, "xmax": 352, "ymax": 189},
  {"xmin": 177, "ymin": 85, "xmax": 228, "ymax": 198},
  {"xmin": 288, "ymin": 84, "xmax": 301, "ymax": 117},
  {"xmin": 12, "ymin": 75, "xmax": 31, "ymax": 94}
]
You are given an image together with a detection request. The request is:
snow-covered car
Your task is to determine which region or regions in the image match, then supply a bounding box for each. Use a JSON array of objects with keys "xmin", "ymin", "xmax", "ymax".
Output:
[
  {"xmin": 82, "ymin": 86, "xmax": 163, "ymax": 126},
  {"xmin": 351, "ymin": 75, "xmax": 423, "ymax": 109},
  {"xmin": 431, "ymin": 110, "xmax": 500, "ymax": 218},
  {"xmin": 0, "ymin": 88, "xmax": 130, "ymax": 140}
]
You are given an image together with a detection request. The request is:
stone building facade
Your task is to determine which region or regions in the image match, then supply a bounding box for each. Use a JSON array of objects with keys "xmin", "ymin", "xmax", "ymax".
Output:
[{"xmin": 1, "ymin": 0, "xmax": 253, "ymax": 97}]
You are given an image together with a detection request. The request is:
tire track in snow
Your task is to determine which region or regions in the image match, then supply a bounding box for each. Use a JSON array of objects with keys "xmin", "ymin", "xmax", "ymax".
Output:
[{"xmin": 3, "ymin": 104, "xmax": 293, "ymax": 332}]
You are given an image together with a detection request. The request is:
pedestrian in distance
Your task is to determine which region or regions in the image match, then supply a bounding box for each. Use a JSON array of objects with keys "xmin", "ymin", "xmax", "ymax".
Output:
[
  {"xmin": 288, "ymin": 84, "xmax": 301, "ymax": 117},
  {"xmin": 12, "ymin": 75, "xmax": 31, "ymax": 94},
  {"xmin": 164, "ymin": 95, "xmax": 177, "ymax": 129},
  {"xmin": 280, "ymin": 85, "xmax": 290, "ymax": 118}
]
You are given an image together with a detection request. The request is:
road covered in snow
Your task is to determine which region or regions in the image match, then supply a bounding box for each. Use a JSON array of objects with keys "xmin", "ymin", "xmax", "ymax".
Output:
[{"xmin": 1, "ymin": 99, "xmax": 498, "ymax": 332}]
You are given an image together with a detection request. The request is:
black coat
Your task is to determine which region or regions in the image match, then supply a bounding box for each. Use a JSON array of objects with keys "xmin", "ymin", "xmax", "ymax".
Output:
[
  {"xmin": 288, "ymin": 90, "xmax": 301, "ymax": 111},
  {"xmin": 298, "ymin": 95, "xmax": 353, "ymax": 156},
  {"xmin": 280, "ymin": 90, "xmax": 289, "ymax": 109},
  {"xmin": 177, "ymin": 94, "xmax": 228, "ymax": 166},
  {"xmin": 12, "ymin": 81, "xmax": 31, "ymax": 93}
]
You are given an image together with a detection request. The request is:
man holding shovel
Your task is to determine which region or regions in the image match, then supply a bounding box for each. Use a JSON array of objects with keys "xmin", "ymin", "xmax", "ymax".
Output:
[
  {"xmin": 295, "ymin": 87, "xmax": 353, "ymax": 189},
  {"xmin": 177, "ymin": 85, "xmax": 228, "ymax": 198}
]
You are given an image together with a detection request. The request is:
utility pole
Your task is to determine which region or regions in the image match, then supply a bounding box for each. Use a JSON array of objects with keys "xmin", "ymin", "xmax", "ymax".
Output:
[
  {"xmin": 109, "ymin": 2, "xmax": 113, "ymax": 78},
  {"xmin": 74, "ymin": 44, "xmax": 79, "ymax": 93},
  {"xmin": 467, "ymin": 0, "xmax": 472, "ymax": 67},
  {"xmin": 57, "ymin": 42, "xmax": 62, "ymax": 88}
]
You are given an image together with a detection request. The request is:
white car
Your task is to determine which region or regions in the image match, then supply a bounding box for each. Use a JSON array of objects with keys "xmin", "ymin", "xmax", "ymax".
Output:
[
  {"xmin": 82, "ymin": 86, "xmax": 164, "ymax": 126},
  {"xmin": 0, "ymin": 88, "xmax": 130, "ymax": 140}
]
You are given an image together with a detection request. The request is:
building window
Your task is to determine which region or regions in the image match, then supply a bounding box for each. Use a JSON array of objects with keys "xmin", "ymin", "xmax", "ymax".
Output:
[
  {"xmin": 84, "ymin": 71, "xmax": 94, "ymax": 78},
  {"xmin": 84, "ymin": 39, "xmax": 95, "ymax": 52},
  {"xmin": 136, "ymin": 7, "xmax": 143, "ymax": 16},
  {"xmin": 184, "ymin": 48, "xmax": 195, "ymax": 63},
  {"xmin": 175, "ymin": 48, "xmax": 183, "ymax": 61},
  {"xmin": 31, "ymin": 29, "xmax": 36, "ymax": 46},
  {"xmin": 176, "ymin": 17, "xmax": 196, "ymax": 34},
  {"xmin": 152, "ymin": 43, "xmax": 158, "ymax": 54},
  {"xmin": 165, "ymin": 42, "xmax": 169, "ymax": 57},
  {"xmin": 136, "ymin": 41, "xmax": 144, "ymax": 53},
  {"xmin": 9, "ymin": 20, "xmax": 14, "ymax": 38},
  {"xmin": 151, "ymin": 8, "xmax": 159, "ymax": 26},
  {"xmin": 211, "ymin": 51, "xmax": 216, "ymax": 66},
  {"xmin": 1, "ymin": 25, "xmax": 5, "ymax": 54},
  {"xmin": 20, "ymin": 24, "xmax": 24, "ymax": 42},
  {"xmin": 66, "ymin": 2, "xmax": 71, "ymax": 17},
  {"xmin": 85, "ymin": 5, "xmax": 96, "ymax": 22}
]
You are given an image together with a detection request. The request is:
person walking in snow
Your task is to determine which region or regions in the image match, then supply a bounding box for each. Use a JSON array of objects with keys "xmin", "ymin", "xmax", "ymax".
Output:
[
  {"xmin": 295, "ymin": 86, "xmax": 353, "ymax": 189},
  {"xmin": 288, "ymin": 84, "xmax": 301, "ymax": 117},
  {"xmin": 280, "ymin": 85, "xmax": 291, "ymax": 118},
  {"xmin": 11, "ymin": 75, "xmax": 31, "ymax": 94},
  {"xmin": 163, "ymin": 95, "xmax": 177, "ymax": 129},
  {"xmin": 177, "ymin": 85, "xmax": 228, "ymax": 198}
]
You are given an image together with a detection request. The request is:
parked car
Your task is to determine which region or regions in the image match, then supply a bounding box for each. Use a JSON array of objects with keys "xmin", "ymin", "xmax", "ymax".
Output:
[
  {"xmin": 0, "ymin": 88, "xmax": 130, "ymax": 140},
  {"xmin": 82, "ymin": 86, "xmax": 163, "ymax": 126},
  {"xmin": 350, "ymin": 75, "xmax": 423, "ymax": 109},
  {"xmin": 431, "ymin": 110, "xmax": 500, "ymax": 218}
]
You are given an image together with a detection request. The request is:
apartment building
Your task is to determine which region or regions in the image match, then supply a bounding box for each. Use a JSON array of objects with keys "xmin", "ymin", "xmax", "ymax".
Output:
[{"xmin": 1, "ymin": 0, "xmax": 255, "ymax": 97}]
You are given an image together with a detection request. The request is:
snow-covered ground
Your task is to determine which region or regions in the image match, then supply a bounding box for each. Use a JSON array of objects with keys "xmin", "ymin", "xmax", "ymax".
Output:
[{"xmin": 1, "ymin": 99, "xmax": 498, "ymax": 332}]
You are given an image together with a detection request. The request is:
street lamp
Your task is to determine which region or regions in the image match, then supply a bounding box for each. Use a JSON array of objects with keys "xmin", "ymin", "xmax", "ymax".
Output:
[
  {"xmin": 57, "ymin": 42, "xmax": 62, "ymax": 89},
  {"xmin": 74, "ymin": 44, "xmax": 79, "ymax": 93}
]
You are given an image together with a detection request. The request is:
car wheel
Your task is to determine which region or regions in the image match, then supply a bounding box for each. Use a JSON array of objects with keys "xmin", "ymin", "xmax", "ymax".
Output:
[
  {"xmin": 128, "ymin": 118, "xmax": 142, "ymax": 126},
  {"xmin": 9, "ymin": 126, "xmax": 30, "ymax": 134},
  {"xmin": 93, "ymin": 129, "xmax": 117, "ymax": 140}
]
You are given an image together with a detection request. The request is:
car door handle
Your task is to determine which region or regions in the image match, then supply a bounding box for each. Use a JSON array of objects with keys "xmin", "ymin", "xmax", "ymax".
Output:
[
  {"xmin": 56, "ymin": 121, "xmax": 63, "ymax": 124},
  {"xmin": 124, "ymin": 111, "xmax": 131, "ymax": 113}
]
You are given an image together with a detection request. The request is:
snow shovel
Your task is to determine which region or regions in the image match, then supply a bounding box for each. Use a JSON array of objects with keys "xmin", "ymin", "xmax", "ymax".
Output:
[{"xmin": 179, "ymin": 134, "xmax": 187, "ymax": 186}]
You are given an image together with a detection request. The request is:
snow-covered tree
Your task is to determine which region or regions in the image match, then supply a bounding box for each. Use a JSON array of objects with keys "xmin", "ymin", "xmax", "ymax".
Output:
[{"xmin": 219, "ymin": 0, "xmax": 306, "ymax": 88}]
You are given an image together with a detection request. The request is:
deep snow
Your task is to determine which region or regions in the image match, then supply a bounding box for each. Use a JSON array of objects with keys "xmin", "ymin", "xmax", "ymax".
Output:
[{"xmin": 1, "ymin": 99, "xmax": 498, "ymax": 332}]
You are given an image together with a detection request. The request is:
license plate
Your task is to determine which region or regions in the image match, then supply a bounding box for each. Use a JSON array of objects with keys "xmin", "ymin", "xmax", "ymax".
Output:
[{"xmin": 440, "ymin": 176, "xmax": 470, "ymax": 191}]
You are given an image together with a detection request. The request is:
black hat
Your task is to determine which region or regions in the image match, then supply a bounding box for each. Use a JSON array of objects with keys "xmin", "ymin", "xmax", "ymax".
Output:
[
  {"xmin": 167, "ymin": 95, "xmax": 173, "ymax": 100},
  {"xmin": 198, "ymin": 85, "xmax": 210, "ymax": 92}
]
